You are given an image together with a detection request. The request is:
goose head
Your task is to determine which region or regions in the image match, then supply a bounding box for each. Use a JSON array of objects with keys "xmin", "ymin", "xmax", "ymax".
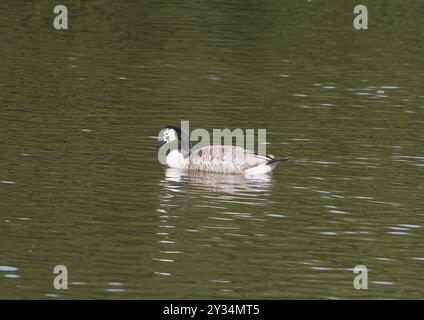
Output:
[
  {"xmin": 155, "ymin": 125, "xmax": 181, "ymax": 148},
  {"xmin": 156, "ymin": 125, "xmax": 192, "ymax": 158}
]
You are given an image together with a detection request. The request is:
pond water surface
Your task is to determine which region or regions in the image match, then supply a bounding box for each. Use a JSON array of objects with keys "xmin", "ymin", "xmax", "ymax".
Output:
[{"xmin": 0, "ymin": 0, "xmax": 423, "ymax": 299}]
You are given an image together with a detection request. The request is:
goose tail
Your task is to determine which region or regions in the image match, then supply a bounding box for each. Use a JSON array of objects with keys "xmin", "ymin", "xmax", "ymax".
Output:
[{"xmin": 266, "ymin": 156, "xmax": 292, "ymax": 165}]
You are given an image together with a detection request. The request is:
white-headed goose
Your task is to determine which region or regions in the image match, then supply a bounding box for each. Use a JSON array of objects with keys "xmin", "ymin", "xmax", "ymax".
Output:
[{"xmin": 155, "ymin": 125, "xmax": 291, "ymax": 175}]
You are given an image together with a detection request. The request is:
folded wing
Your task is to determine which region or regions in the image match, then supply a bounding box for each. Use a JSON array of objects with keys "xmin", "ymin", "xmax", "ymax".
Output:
[{"xmin": 189, "ymin": 145, "xmax": 272, "ymax": 173}]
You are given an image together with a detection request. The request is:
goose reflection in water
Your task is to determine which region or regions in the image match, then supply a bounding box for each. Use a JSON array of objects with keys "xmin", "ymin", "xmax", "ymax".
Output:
[
  {"xmin": 153, "ymin": 168, "xmax": 274, "ymax": 280},
  {"xmin": 162, "ymin": 168, "xmax": 272, "ymax": 195}
]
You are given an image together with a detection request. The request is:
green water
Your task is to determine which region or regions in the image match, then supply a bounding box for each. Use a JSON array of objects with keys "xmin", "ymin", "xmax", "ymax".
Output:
[{"xmin": 1, "ymin": 0, "xmax": 423, "ymax": 299}]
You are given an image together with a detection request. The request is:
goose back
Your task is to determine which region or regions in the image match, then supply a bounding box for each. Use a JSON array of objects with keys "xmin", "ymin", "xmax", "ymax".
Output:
[{"xmin": 188, "ymin": 145, "xmax": 271, "ymax": 173}]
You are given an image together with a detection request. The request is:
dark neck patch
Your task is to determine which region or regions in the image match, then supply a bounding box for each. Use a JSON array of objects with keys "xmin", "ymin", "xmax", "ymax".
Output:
[{"xmin": 165, "ymin": 124, "xmax": 192, "ymax": 158}]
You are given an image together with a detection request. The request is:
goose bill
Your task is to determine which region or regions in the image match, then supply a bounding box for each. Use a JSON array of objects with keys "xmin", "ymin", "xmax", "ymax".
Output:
[{"xmin": 155, "ymin": 140, "xmax": 167, "ymax": 148}]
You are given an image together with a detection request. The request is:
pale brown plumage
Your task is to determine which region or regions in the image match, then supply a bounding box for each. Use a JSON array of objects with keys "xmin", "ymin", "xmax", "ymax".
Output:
[{"xmin": 188, "ymin": 145, "xmax": 274, "ymax": 174}]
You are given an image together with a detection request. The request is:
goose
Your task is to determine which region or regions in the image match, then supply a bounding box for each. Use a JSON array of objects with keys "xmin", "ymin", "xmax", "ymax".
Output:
[{"xmin": 155, "ymin": 125, "xmax": 291, "ymax": 175}]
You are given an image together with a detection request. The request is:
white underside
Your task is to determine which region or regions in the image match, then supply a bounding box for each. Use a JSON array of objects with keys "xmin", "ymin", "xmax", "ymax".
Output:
[
  {"xmin": 244, "ymin": 164, "xmax": 273, "ymax": 175},
  {"xmin": 166, "ymin": 150, "xmax": 188, "ymax": 169}
]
